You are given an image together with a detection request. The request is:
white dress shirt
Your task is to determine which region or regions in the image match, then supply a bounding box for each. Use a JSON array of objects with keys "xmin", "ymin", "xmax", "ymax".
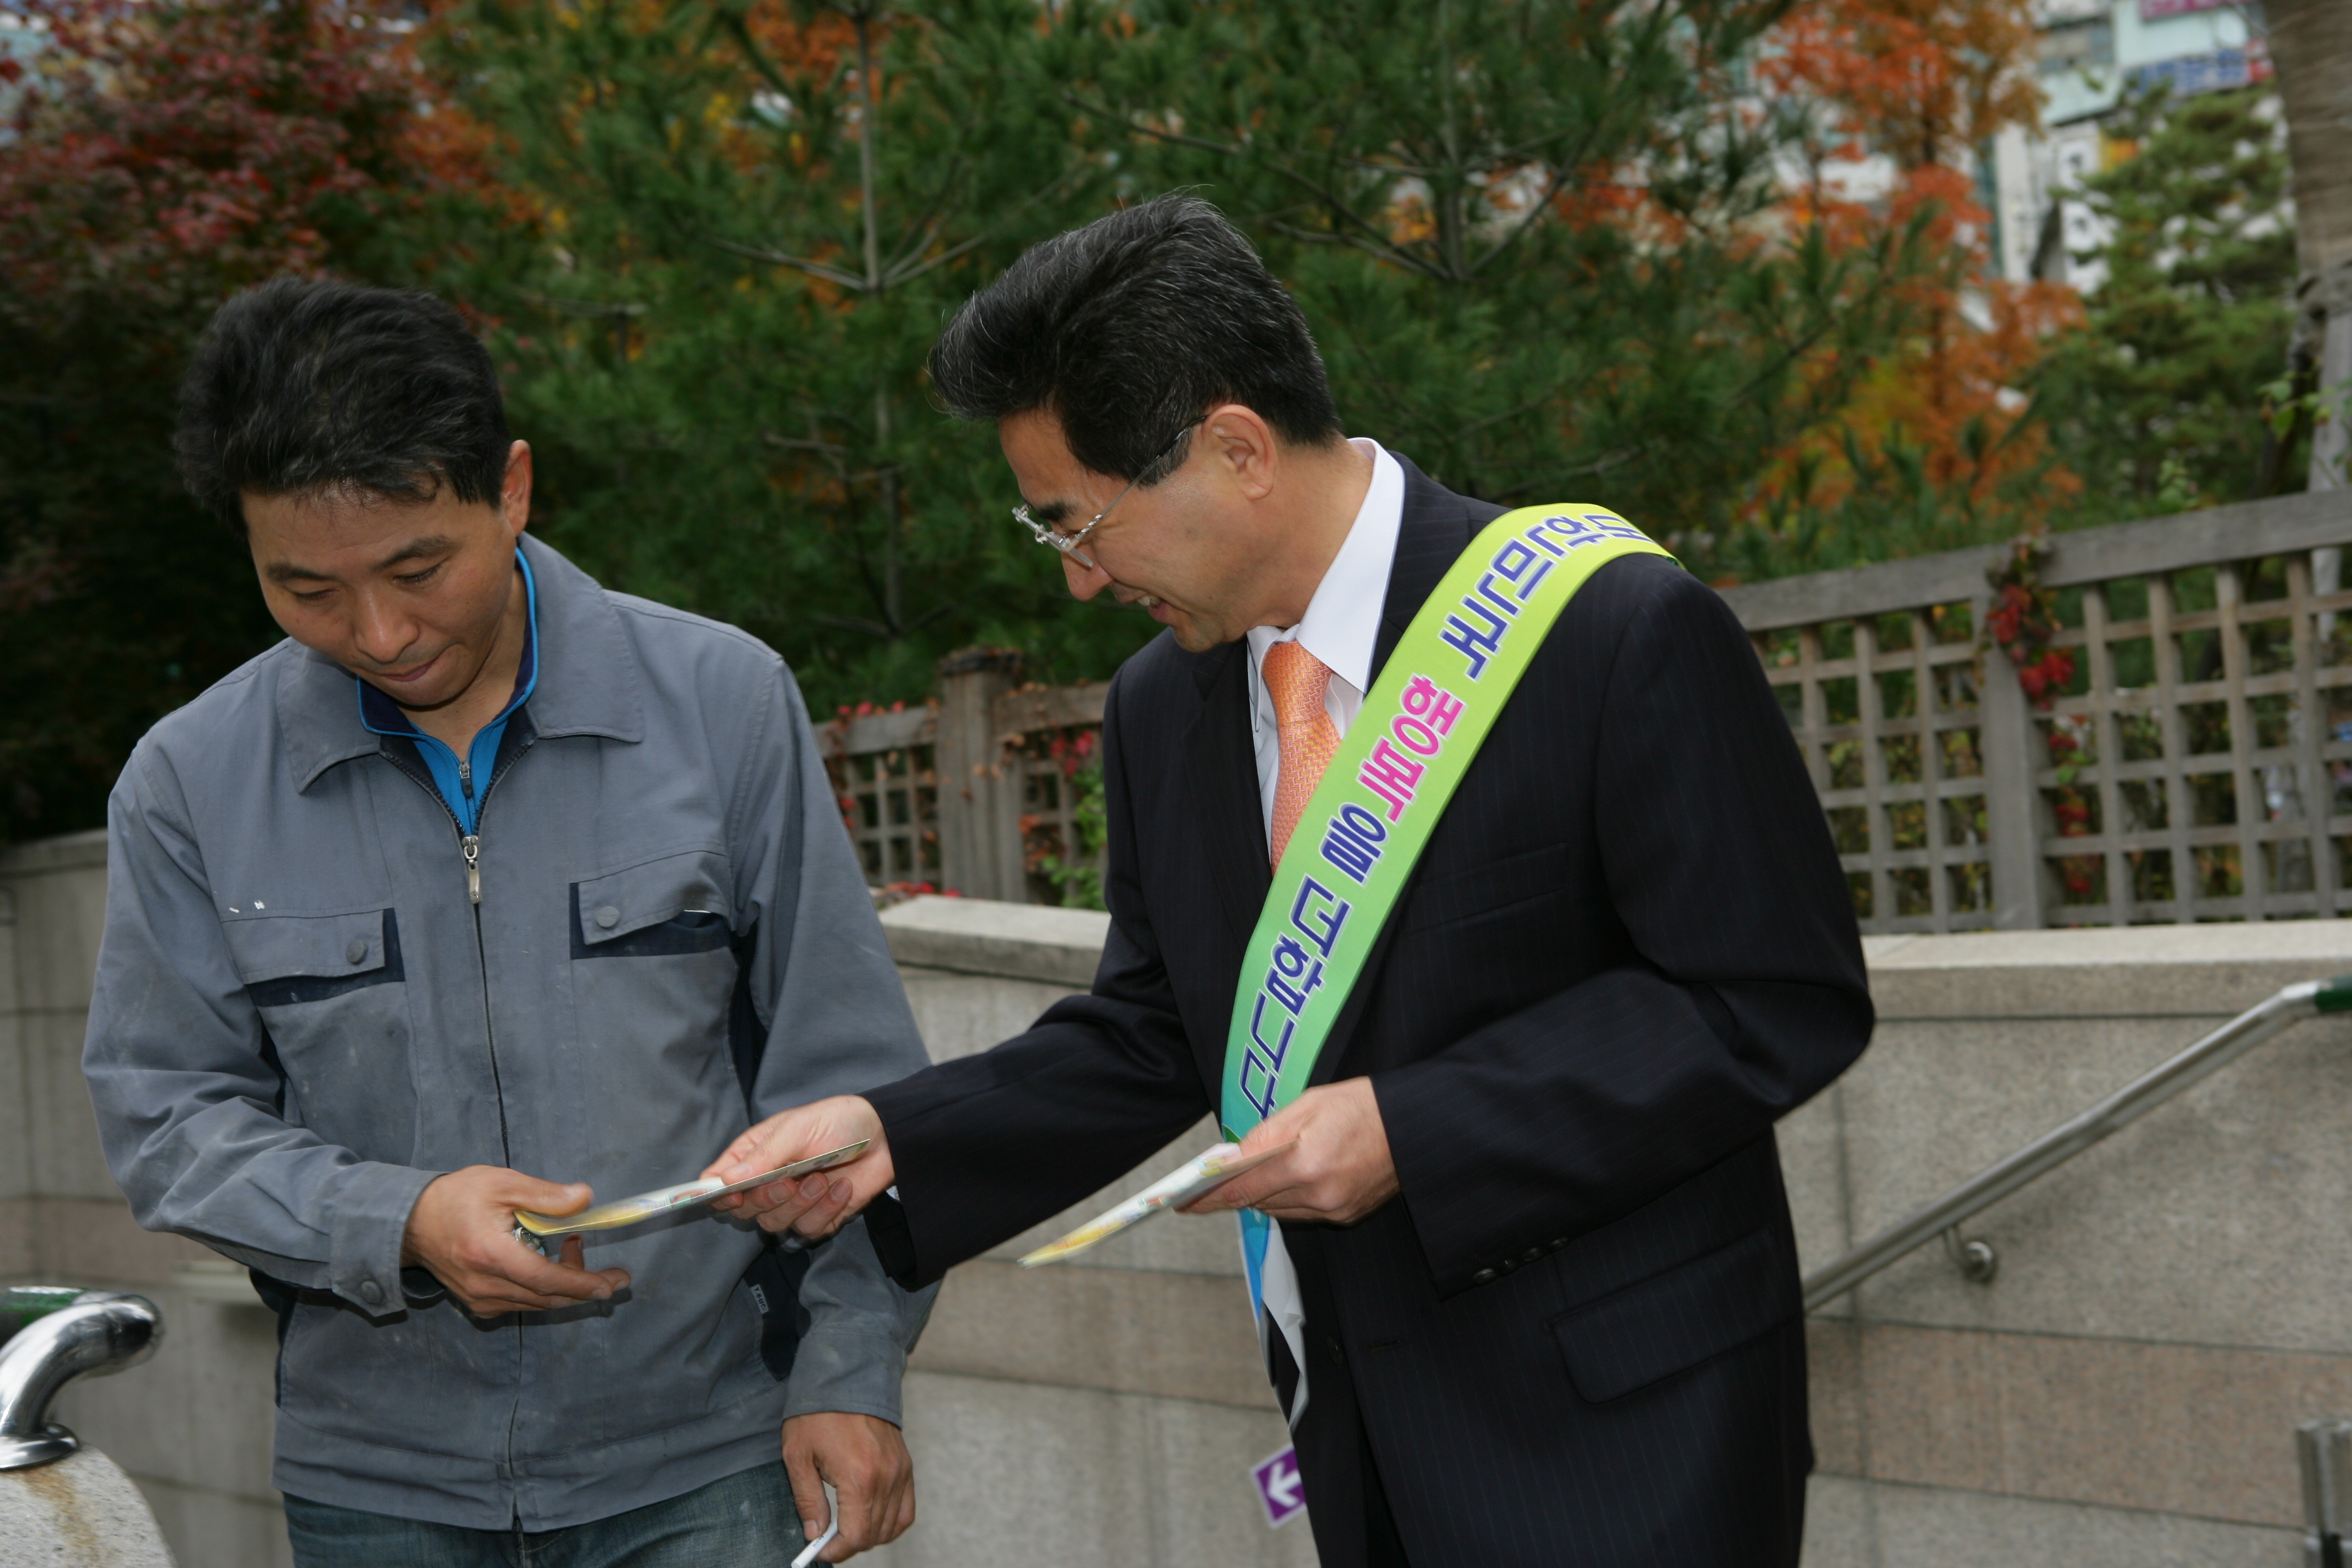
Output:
[{"xmin": 1243, "ymin": 438, "xmax": 1406, "ymax": 841}]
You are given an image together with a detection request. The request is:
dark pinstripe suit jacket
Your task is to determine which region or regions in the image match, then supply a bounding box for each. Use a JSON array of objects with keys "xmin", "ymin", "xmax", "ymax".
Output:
[{"xmin": 865, "ymin": 459, "xmax": 1873, "ymax": 1567}]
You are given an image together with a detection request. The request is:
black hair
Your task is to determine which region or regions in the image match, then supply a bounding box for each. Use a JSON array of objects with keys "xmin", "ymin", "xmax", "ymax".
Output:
[
  {"xmin": 928, "ymin": 195, "xmax": 1343, "ymax": 483},
  {"xmin": 175, "ymin": 277, "xmax": 510, "ymax": 534}
]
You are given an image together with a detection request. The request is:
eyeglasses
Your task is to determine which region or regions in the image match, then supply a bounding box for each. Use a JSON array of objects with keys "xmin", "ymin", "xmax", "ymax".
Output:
[{"xmin": 1012, "ymin": 421, "xmax": 1201, "ymax": 572}]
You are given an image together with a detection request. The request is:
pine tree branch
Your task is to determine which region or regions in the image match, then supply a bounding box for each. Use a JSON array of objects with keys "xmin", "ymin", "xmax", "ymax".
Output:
[
  {"xmin": 881, "ymin": 231, "xmax": 990, "ymax": 288},
  {"xmin": 1058, "ymin": 90, "xmax": 1440, "ymax": 277},
  {"xmin": 883, "ymin": 153, "xmax": 970, "ymax": 274},
  {"xmin": 1262, "ymin": 216, "xmax": 1450, "ymax": 282},
  {"xmin": 712, "ymin": 238, "xmax": 873, "ymax": 292}
]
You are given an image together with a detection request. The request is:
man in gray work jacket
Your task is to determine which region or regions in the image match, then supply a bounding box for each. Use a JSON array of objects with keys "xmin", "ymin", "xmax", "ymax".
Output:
[{"xmin": 81, "ymin": 278, "xmax": 932, "ymax": 1566}]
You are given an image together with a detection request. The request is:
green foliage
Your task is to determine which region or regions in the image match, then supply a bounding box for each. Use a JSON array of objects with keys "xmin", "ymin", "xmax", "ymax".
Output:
[
  {"xmin": 1720, "ymin": 413, "xmax": 2064, "ymax": 579},
  {"xmin": 1036, "ymin": 757, "xmax": 1108, "ymax": 911},
  {"xmin": 423, "ymin": 0, "xmax": 1936, "ymax": 711},
  {"xmin": 18, "ymin": 0, "xmax": 2289, "ymax": 845},
  {"xmin": 424, "ymin": 0, "xmax": 1144, "ymax": 710},
  {"xmin": 1041, "ymin": 0, "xmax": 1933, "ymax": 563},
  {"xmin": 2034, "ymin": 84, "xmax": 2301, "ymax": 517}
]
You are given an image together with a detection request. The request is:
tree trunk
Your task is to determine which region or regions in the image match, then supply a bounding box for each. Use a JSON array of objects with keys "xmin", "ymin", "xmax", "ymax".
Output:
[{"xmin": 2266, "ymin": 0, "xmax": 2352, "ymax": 494}]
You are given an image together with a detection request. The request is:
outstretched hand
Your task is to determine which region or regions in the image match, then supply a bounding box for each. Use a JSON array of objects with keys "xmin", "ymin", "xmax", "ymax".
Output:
[
  {"xmin": 402, "ymin": 1166, "xmax": 631, "ymax": 1317},
  {"xmin": 704, "ymin": 1095, "xmax": 896, "ymax": 1241},
  {"xmin": 1181, "ymin": 1077, "xmax": 1399, "ymax": 1225}
]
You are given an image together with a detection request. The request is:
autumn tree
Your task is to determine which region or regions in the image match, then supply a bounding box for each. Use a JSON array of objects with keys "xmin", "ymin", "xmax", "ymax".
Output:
[
  {"xmin": 0, "ymin": 0, "xmax": 480, "ymax": 840},
  {"xmin": 1030, "ymin": 0, "xmax": 1938, "ymax": 568},
  {"xmin": 1735, "ymin": 0, "xmax": 2074, "ymax": 574}
]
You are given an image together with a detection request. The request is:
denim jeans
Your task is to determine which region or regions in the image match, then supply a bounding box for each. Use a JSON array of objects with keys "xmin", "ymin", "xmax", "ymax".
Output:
[{"xmin": 284, "ymin": 1461, "xmax": 809, "ymax": 1568}]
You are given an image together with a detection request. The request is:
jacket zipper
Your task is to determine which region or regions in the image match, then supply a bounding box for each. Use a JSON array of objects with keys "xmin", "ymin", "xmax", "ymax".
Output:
[
  {"xmin": 381, "ymin": 732, "xmax": 536, "ymax": 1515},
  {"xmin": 459, "ymin": 762, "xmax": 482, "ymax": 904}
]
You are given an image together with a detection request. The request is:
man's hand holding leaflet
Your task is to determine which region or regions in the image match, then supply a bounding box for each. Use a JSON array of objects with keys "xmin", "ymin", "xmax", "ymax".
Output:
[
  {"xmin": 516, "ymin": 1141, "xmax": 871, "ymax": 1241},
  {"xmin": 404, "ymin": 1167, "xmax": 628, "ymax": 1318},
  {"xmin": 706, "ymin": 1096, "xmax": 895, "ymax": 1239}
]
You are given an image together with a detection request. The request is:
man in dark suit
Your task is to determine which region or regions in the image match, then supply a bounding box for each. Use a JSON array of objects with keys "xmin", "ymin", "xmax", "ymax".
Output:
[{"xmin": 710, "ymin": 195, "xmax": 1872, "ymax": 1567}]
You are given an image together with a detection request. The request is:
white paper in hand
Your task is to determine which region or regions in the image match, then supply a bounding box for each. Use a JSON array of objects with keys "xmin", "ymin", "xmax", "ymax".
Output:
[
  {"xmin": 1017, "ymin": 1140, "xmax": 1296, "ymax": 1266},
  {"xmin": 791, "ymin": 1482, "xmax": 839, "ymax": 1568}
]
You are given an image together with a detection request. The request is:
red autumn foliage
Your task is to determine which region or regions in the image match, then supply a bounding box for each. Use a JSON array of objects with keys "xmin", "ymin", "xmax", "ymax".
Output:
[{"xmin": 0, "ymin": 1, "xmax": 428, "ymax": 314}]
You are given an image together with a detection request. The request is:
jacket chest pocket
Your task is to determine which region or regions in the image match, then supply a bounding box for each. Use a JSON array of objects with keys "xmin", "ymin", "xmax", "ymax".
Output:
[
  {"xmin": 220, "ymin": 908, "xmax": 412, "ymax": 1147},
  {"xmin": 566, "ymin": 849, "xmax": 742, "ymax": 1083},
  {"xmin": 569, "ymin": 848, "xmax": 736, "ymax": 958},
  {"xmin": 224, "ymin": 907, "xmax": 404, "ymax": 1006}
]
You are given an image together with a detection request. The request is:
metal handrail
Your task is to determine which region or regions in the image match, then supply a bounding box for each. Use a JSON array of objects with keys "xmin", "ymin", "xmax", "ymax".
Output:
[
  {"xmin": 1802, "ymin": 975, "xmax": 2352, "ymax": 1314},
  {"xmin": 0, "ymin": 1290, "xmax": 162, "ymax": 1471}
]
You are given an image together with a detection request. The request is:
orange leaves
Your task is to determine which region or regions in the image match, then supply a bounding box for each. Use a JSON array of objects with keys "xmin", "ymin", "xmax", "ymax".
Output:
[
  {"xmin": 740, "ymin": 1, "xmax": 862, "ymax": 84},
  {"xmin": 1765, "ymin": 0, "xmax": 2040, "ymax": 170},
  {"xmin": 1750, "ymin": 0, "xmax": 2075, "ymax": 535}
]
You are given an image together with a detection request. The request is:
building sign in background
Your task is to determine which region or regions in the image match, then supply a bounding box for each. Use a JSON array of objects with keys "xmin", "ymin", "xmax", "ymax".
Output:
[
  {"xmin": 2124, "ymin": 40, "xmax": 2272, "ymax": 95},
  {"xmin": 2140, "ymin": 0, "xmax": 2253, "ymax": 17}
]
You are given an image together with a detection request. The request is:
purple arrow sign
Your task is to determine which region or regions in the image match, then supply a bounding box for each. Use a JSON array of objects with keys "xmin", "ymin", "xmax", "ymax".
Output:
[{"xmin": 1251, "ymin": 1445, "xmax": 1307, "ymax": 1527}]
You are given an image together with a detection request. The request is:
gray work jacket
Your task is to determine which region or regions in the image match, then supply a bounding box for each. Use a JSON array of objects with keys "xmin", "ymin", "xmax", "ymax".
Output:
[{"xmin": 83, "ymin": 535, "xmax": 936, "ymax": 1529}]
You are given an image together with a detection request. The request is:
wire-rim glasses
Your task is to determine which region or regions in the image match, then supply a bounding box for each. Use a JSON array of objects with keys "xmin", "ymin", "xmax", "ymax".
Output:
[{"xmin": 1011, "ymin": 421, "xmax": 1201, "ymax": 572}]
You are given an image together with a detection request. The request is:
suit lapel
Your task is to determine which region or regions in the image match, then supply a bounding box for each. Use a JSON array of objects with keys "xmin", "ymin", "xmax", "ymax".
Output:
[
  {"xmin": 1181, "ymin": 640, "xmax": 1272, "ymax": 951},
  {"xmin": 1373, "ymin": 457, "xmax": 1486, "ymax": 678}
]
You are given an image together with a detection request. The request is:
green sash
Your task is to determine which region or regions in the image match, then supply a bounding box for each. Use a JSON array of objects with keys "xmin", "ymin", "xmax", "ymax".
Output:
[{"xmin": 1218, "ymin": 505, "xmax": 1675, "ymax": 1337}]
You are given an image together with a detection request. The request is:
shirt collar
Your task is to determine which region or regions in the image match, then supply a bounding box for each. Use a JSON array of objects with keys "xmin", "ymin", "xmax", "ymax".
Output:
[
  {"xmin": 280, "ymin": 534, "xmax": 646, "ymax": 794},
  {"xmin": 355, "ymin": 547, "xmax": 540, "ymax": 738},
  {"xmin": 1247, "ymin": 438, "xmax": 1405, "ymax": 693}
]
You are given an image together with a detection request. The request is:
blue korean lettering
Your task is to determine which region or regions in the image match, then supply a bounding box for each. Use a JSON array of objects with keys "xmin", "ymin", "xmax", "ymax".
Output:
[
  {"xmin": 1539, "ymin": 513, "xmax": 1612, "ymax": 549},
  {"xmin": 1440, "ymin": 597, "xmax": 1507, "ymax": 679},
  {"xmin": 1250, "ymin": 993, "xmax": 1295, "ymax": 1070},
  {"xmin": 1265, "ymin": 935, "xmax": 1326, "ymax": 1015},
  {"xmin": 1490, "ymin": 537, "xmax": 1555, "ymax": 601},
  {"xmin": 1290, "ymin": 875, "xmax": 1350, "ymax": 957},
  {"xmin": 1238, "ymin": 1048, "xmax": 1281, "ymax": 1118},
  {"xmin": 1475, "ymin": 572, "xmax": 1520, "ymax": 620},
  {"xmin": 1320, "ymin": 802, "xmax": 1389, "ymax": 884}
]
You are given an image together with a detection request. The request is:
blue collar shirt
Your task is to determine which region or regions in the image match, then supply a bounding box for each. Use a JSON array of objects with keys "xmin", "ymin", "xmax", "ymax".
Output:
[{"xmin": 355, "ymin": 549, "xmax": 541, "ymax": 835}]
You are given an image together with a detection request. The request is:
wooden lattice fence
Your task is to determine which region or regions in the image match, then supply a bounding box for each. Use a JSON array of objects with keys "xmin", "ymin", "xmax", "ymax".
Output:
[
  {"xmin": 1718, "ymin": 488, "xmax": 2352, "ymax": 932},
  {"xmin": 820, "ymin": 649, "xmax": 1111, "ymax": 906},
  {"xmin": 825, "ymin": 490, "xmax": 2352, "ymax": 931}
]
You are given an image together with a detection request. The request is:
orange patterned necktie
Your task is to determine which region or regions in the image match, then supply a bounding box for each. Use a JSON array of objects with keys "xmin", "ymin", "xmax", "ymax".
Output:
[{"xmin": 1263, "ymin": 639, "xmax": 1341, "ymax": 869}]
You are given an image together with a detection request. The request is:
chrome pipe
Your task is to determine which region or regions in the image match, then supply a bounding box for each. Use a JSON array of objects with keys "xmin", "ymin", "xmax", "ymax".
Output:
[
  {"xmin": 1803, "ymin": 978, "xmax": 2348, "ymax": 1314},
  {"xmin": 0, "ymin": 1291, "xmax": 163, "ymax": 1471}
]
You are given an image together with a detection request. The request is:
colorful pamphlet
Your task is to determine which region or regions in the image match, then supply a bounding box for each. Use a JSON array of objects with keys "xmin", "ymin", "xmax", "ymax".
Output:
[
  {"xmin": 512, "ymin": 1139, "xmax": 871, "ymax": 1243},
  {"xmin": 1017, "ymin": 1141, "xmax": 1296, "ymax": 1266}
]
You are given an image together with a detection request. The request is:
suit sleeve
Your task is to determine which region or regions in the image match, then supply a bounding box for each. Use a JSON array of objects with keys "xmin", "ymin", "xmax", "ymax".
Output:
[
  {"xmin": 1373, "ymin": 564, "xmax": 1873, "ymax": 1296},
  {"xmin": 862, "ymin": 670, "xmax": 1211, "ymax": 1289},
  {"xmin": 734, "ymin": 661, "xmax": 941, "ymax": 1423}
]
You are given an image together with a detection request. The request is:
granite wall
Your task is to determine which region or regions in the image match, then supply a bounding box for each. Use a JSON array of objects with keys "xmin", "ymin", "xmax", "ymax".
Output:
[{"xmin": 11, "ymin": 836, "xmax": 2352, "ymax": 1566}]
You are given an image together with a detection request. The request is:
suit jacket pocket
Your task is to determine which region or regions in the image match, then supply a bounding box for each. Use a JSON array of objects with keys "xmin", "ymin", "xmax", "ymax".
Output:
[
  {"xmin": 1401, "ymin": 841, "xmax": 1569, "ymax": 934},
  {"xmin": 1548, "ymin": 1227, "xmax": 1797, "ymax": 1403}
]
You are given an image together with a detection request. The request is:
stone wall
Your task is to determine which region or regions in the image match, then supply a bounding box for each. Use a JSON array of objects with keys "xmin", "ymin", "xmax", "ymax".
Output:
[
  {"xmin": 1793, "ymin": 923, "xmax": 2352, "ymax": 1565},
  {"xmin": 10, "ymin": 835, "xmax": 2352, "ymax": 1566}
]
